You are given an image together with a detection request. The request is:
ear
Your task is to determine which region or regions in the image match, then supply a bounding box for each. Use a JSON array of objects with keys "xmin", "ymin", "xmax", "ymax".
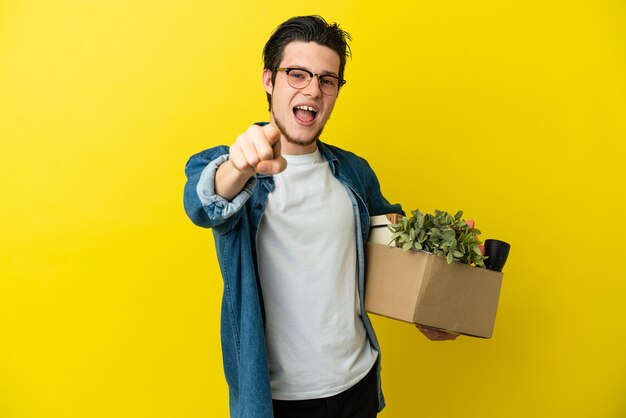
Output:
[{"xmin": 262, "ymin": 69, "xmax": 273, "ymax": 95}]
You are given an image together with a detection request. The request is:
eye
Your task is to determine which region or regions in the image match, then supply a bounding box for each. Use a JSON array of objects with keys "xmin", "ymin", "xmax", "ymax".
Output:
[
  {"xmin": 289, "ymin": 70, "xmax": 308, "ymax": 80},
  {"xmin": 320, "ymin": 77, "xmax": 337, "ymax": 87}
]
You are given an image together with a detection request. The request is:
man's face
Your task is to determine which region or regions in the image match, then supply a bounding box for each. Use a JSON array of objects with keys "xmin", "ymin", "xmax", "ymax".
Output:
[{"xmin": 263, "ymin": 41, "xmax": 341, "ymax": 153}]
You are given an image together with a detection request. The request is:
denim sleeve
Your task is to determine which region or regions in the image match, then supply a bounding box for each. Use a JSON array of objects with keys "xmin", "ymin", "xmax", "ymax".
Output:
[
  {"xmin": 183, "ymin": 146, "xmax": 256, "ymax": 231},
  {"xmin": 363, "ymin": 159, "xmax": 404, "ymax": 217}
]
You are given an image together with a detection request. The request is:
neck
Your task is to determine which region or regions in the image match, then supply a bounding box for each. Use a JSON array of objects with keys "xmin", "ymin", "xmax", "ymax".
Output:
[{"xmin": 281, "ymin": 137, "xmax": 318, "ymax": 155}]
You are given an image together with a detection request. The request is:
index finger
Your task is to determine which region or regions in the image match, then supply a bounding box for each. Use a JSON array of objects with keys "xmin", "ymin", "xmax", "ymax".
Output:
[{"xmin": 263, "ymin": 123, "xmax": 281, "ymax": 145}]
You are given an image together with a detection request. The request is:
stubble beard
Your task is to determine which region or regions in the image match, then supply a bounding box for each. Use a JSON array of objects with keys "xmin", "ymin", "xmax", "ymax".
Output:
[{"xmin": 272, "ymin": 108, "xmax": 324, "ymax": 148}]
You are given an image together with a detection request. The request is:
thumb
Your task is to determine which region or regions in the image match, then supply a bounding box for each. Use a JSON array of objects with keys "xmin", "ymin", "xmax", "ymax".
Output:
[{"xmin": 257, "ymin": 156, "xmax": 287, "ymax": 175}]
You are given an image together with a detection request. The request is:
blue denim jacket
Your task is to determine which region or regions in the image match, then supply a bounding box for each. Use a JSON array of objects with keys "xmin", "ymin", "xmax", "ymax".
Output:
[{"xmin": 183, "ymin": 139, "xmax": 402, "ymax": 418}]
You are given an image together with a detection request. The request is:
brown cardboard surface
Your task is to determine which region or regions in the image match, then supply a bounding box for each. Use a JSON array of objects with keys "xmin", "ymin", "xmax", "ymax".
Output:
[{"xmin": 364, "ymin": 243, "xmax": 503, "ymax": 338}]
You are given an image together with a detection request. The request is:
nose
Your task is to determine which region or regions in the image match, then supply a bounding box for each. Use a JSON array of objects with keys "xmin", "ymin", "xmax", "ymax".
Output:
[{"xmin": 302, "ymin": 75, "xmax": 323, "ymax": 98}]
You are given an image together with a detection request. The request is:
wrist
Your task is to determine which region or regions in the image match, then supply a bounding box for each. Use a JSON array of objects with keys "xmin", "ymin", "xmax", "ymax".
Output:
[{"xmin": 223, "ymin": 159, "xmax": 255, "ymax": 179}]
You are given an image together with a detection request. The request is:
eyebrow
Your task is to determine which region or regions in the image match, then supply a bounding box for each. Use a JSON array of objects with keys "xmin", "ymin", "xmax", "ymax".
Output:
[{"xmin": 284, "ymin": 65, "xmax": 339, "ymax": 77}]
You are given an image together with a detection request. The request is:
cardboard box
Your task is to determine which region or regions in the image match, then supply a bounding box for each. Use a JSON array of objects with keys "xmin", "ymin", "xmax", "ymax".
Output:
[{"xmin": 364, "ymin": 242, "xmax": 504, "ymax": 338}]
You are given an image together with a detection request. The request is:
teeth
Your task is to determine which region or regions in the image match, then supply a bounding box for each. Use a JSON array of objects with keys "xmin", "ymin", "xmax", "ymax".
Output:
[{"xmin": 295, "ymin": 105, "xmax": 317, "ymax": 112}]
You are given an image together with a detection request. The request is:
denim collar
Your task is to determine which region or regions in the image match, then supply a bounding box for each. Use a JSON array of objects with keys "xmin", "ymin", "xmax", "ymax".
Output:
[{"xmin": 317, "ymin": 140, "xmax": 341, "ymax": 175}]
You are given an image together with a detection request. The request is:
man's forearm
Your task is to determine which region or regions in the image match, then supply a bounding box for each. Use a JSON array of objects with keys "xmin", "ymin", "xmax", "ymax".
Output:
[{"xmin": 215, "ymin": 160, "xmax": 255, "ymax": 201}]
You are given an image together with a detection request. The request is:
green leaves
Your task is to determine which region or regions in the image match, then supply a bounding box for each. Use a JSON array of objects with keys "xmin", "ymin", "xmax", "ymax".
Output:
[{"xmin": 388, "ymin": 209, "xmax": 487, "ymax": 267}]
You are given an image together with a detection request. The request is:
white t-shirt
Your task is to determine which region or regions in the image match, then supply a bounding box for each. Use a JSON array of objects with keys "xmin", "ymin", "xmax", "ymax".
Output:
[{"xmin": 257, "ymin": 149, "xmax": 377, "ymax": 400}]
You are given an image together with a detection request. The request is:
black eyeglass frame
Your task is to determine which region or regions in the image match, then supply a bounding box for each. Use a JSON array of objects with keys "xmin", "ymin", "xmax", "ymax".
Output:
[{"xmin": 275, "ymin": 67, "xmax": 347, "ymax": 95}]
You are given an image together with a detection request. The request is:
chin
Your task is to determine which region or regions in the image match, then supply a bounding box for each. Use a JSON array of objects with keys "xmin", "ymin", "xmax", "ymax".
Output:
[
  {"xmin": 285, "ymin": 135, "xmax": 317, "ymax": 147},
  {"xmin": 285, "ymin": 125, "xmax": 324, "ymax": 147},
  {"xmin": 273, "ymin": 113, "xmax": 324, "ymax": 147}
]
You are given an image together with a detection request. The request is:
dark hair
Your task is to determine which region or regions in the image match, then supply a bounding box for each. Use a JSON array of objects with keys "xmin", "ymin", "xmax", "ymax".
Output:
[{"xmin": 263, "ymin": 15, "xmax": 352, "ymax": 108}]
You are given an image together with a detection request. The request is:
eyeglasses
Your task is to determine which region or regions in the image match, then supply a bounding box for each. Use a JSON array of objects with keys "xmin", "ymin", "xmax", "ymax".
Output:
[{"xmin": 275, "ymin": 67, "xmax": 346, "ymax": 95}]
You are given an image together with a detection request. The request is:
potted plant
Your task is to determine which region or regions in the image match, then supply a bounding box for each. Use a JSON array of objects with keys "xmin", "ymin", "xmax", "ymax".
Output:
[{"xmin": 388, "ymin": 209, "xmax": 487, "ymax": 267}]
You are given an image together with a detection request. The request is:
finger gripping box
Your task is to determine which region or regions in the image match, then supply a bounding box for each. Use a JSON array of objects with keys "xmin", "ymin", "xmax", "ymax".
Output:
[{"xmin": 364, "ymin": 240, "xmax": 504, "ymax": 338}]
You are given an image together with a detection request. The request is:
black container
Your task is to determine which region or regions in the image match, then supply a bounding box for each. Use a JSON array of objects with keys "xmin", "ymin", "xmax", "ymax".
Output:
[{"xmin": 484, "ymin": 239, "xmax": 511, "ymax": 272}]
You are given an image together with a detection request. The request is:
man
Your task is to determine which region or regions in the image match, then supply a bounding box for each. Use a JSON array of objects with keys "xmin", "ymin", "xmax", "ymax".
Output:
[{"xmin": 184, "ymin": 15, "xmax": 456, "ymax": 418}]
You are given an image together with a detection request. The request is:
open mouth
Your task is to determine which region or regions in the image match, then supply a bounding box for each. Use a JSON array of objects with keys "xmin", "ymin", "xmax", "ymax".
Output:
[{"xmin": 293, "ymin": 105, "xmax": 318, "ymax": 124}]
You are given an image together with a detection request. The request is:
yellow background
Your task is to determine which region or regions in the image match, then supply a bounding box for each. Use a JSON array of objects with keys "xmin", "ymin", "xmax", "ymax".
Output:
[{"xmin": 1, "ymin": 1, "xmax": 625, "ymax": 417}]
